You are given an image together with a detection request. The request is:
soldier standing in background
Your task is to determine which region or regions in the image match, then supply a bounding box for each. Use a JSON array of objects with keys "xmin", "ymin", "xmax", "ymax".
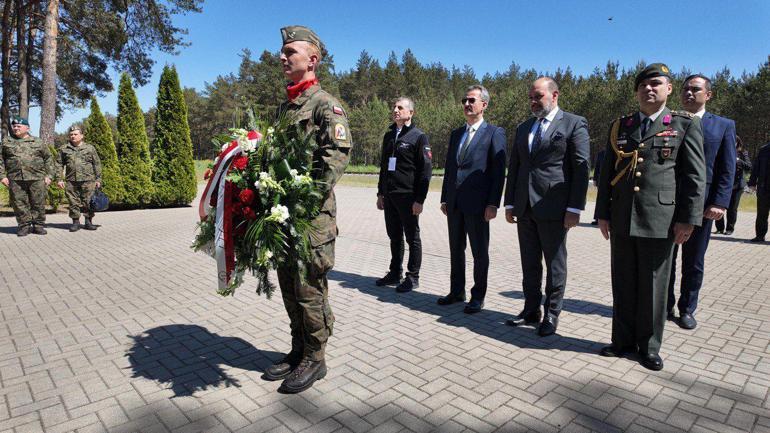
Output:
[
  {"xmin": 0, "ymin": 116, "xmax": 54, "ymax": 236},
  {"xmin": 57, "ymin": 126, "xmax": 102, "ymax": 232}
]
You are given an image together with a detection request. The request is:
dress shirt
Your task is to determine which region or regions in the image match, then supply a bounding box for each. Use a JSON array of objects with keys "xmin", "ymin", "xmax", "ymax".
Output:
[
  {"xmin": 528, "ymin": 106, "xmax": 559, "ymax": 152},
  {"xmin": 457, "ymin": 118, "xmax": 485, "ymax": 160},
  {"xmin": 693, "ymin": 108, "xmax": 706, "ymax": 118}
]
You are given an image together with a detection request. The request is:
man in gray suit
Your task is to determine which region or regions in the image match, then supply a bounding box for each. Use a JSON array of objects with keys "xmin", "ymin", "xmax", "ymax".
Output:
[{"xmin": 504, "ymin": 77, "xmax": 590, "ymax": 336}]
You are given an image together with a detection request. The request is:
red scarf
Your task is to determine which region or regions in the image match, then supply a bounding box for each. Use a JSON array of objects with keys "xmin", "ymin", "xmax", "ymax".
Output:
[{"xmin": 286, "ymin": 78, "xmax": 318, "ymax": 101}]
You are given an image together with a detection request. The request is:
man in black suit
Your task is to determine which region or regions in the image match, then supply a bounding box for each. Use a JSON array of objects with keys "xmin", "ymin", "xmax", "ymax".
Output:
[
  {"xmin": 503, "ymin": 77, "xmax": 590, "ymax": 336},
  {"xmin": 591, "ymin": 149, "xmax": 605, "ymax": 225},
  {"xmin": 439, "ymin": 84, "xmax": 507, "ymax": 314},
  {"xmin": 749, "ymin": 142, "xmax": 770, "ymax": 242}
]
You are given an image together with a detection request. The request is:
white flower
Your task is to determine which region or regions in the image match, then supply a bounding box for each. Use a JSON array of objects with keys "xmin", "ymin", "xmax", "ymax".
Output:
[
  {"xmin": 259, "ymin": 172, "xmax": 270, "ymax": 180},
  {"xmin": 238, "ymin": 137, "xmax": 255, "ymax": 153},
  {"xmin": 213, "ymin": 156, "xmax": 219, "ymax": 164},
  {"xmin": 270, "ymin": 204, "xmax": 290, "ymax": 224},
  {"xmin": 265, "ymin": 250, "xmax": 273, "ymax": 259},
  {"xmin": 289, "ymin": 169, "xmax": 298, "ymax": 177},
  {"xmin": 253, "ymin": 180, "xmax": 260, "ymax": 189}
]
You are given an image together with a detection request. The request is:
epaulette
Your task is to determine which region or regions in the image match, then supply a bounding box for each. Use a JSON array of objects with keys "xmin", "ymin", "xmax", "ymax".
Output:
[{"xmin": 671, "ymin": 110, "xmax": 694, "ymax": 118}]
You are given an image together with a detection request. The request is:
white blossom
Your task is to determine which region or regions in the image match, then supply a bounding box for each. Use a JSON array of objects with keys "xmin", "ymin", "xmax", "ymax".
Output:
[{"xmin": 270, "ymin": 204, "xmax": 290, "ymax": 224}]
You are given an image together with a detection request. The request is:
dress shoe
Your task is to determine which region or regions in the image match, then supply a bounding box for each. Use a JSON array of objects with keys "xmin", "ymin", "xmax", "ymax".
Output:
[
  {"xmin": 83, "ymin": 218, "xmax": 97, "ymax": 230},
  {"xmin": 437, "ymin": 293, "xmax": 465, "ymax": 305},
  {"xmin": 263, "ymin": 351, "xmax": 302, "ymax": 381},
  {"xmin": 666, "ymin": 311, "xmax": 676, "ymax": 321},
  {"xmin": 714, "ymin": 229, "xmax": 724, "ymax": 234},
  {"xmin": 505, "ymin": 310, "xmax": 542, "ymax": 327},
  {"xmin": 463, "ymin": 299, "xmax": 484, "ymax": 314},
  {"xmin": 396, "ymin": 277, "xmax": 418, "ymax": 293},
  {"xmin": 750, "ymin": 237, "xmax": 765, "ymax": 243},
  {"xmin": 17, "ymin": 225, "xmax": 31, "ymax": 237},
  {"xmin": 537, "ymin": 316, "xmax": 559, "ymax": 336},
  {"xmin": 599, "ymin": 345, "xmax": 635, "ymax": 357},
  {"xmin": 639, "ymin": 352, "xmax": 664, "ymax": 371},
  {"xmin": 678, "ymin": 313, "xmax": 697, "ymax": 330},
  {"xmin": 590, "ymin": 220, "xmax": 598, "ymax": 226},
  {"xmin": 278, "ymin": 358, "xmax": 327, "ymax": 393},
  {"xmin": 70, "ymin": 220, "xmax": 81, "ymax": 232},
  {"xmin": 32, "ymin": 225, "xmax": 47, "ymax": 235},
  {"xmin": 375, "ymin": 272, "xmax": 401, "ymax": 286},
  {"xmin": 724, "ymin": 229, "xmax": 734, "ymax": 235}
]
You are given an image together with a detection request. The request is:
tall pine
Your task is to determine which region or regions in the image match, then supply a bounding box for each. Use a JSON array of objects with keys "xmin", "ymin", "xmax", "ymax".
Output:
[
  {"xmin": 116, "ymin": 73, "xmax": 153, "ymax": 207},
  {"xmin": 85, "ymin": 97, "xmax": 124, "ymax": 204},
  {"xmin": 151, "ymin": 65, "xmax": 197, "ymax": 206}
]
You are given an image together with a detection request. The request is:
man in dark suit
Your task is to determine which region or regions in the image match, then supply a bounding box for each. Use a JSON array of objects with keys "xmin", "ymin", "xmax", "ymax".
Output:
[
  {"xmin": 592, "ymin": 149, "xmax": 605, "ymax": 225},
  {"xmin": 596, "ymin": 63, "xmax": 706, "ymax": 371},
  {"xmin": 439, "ymin": 84, "xmax": 507, "ymax": 314},
  {"xmin": 667, "ymin": 74, "xmax": 736, "ymax": 330},
  {"xmin": 749, "ymin": 142, "xmax": 770, "ymax": 242},
  {"xmin": 503, "ymin": 77, "xmax": 590, "ymax": 336}
]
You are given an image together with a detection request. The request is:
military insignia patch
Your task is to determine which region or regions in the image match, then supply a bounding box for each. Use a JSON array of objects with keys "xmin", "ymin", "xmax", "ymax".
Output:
[
  {"xmin": 425, "ymin": 146, "xmax": 432, "ymax": 159},
  {"xmin": 661, "ymin": 65, "xmax": 669, "ymax": 73},
  {"xmin": 333, "ymin": 106, "xmax": 344, "ymax": 115},
  {"xmin": 334, "ymin": 123, "xmax": 347, "ymax": 140},
  {"xmin": 661, "ymin": 148, "xmax": 672, "ymax": 158}
]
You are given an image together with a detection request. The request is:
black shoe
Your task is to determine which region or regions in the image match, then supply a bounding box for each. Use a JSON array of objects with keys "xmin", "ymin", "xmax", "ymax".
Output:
[
  {"xmin": 506, "ymin": 310, "xmax": 542, "ymax": 327},
  {"xmin": 278, "ymin": 358, "xmax": 327, "ymax": 393},
  {"xmin": 70, "ymin": 220, "xmax": 81, "ymax": 232},
  {"xmin": 17, "ymin": 225, "xmax": 31, "ymax": 237},
  {"xmin": 666, "ymin": 311, "xmax": 676, "ymax": 322},
  {"xmin": 750, "ymin": 237, "xmax": 765, "ymax": 243},
  {"xmin": 639, "ymin": 352, "xmax": 664, "ymax": 371},
  {"xmin": 396, "ymin": 277, "xmax": 418, "ymax": 293},
  {"xmin": 724, "ymin": 229, "xmax": 734, "ymax": 235},
  {"xmin": 590, "ymin": 220, "xmax": 598, "ymax": 226},
  {"xmin": 437, "ymin": 293, "xmax": 465, "ymax": 305},
  {"xmin": 463, "ymin": 299, "xmax": 484, "ymax": 314},
  {"xmin": 538, "ymin": 316, "xmax": 559, "ymax": 336},
  {"xmin": 375, "ymin": 272, "xmax": 401, "ymax": 286},
  {"xmin": 714, "ymin": 229, "xmax": 724, "ymax": 234},
  {"xmin": 32, "ymin": 225, "xmax": 47, "ymax": 235},
  {"xmin": 83, "ymin": 218, "xmax": 97, "ymax": 230},
  {"xmin": 678, "ymin": 313, "xmax": 697, "ymax": 330},
  {"xmin": 599, "ymin": 345, "xmax": 635, "ymax": 357},
  {"xmin": 264, "ymin": 352, "xmax": 303, "ymax": 381}
]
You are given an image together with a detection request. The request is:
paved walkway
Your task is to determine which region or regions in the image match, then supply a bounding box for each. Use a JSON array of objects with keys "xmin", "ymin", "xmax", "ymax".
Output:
[{"xmin": 0, "ymin": 186, "xmax": 768, "ymax": 433}]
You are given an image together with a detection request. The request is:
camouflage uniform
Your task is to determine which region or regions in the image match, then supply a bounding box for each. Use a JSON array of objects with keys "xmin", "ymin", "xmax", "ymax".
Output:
[
  {"xmin": 0, "ymin": 134, "xmax": 54, "ymax": 228},
  {"xmin": 276, "ymin": 83, "xmax": 351, "ymax": 362},
  {"xmin": 57, "ymin": 142, "xmax": 102, "ymax": 219}
]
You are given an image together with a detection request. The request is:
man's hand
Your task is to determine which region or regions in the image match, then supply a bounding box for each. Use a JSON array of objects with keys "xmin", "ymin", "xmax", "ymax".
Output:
[
  {"xmin": 440, "ymin": 202, "xmax": 447, "ymax": 216},
  {"xmin": 44, "ymin": 177, "xmax": 51, "ymax": 186},
  {"xmin": 564, "ymin": 211, "xmax": 579, "ymax": 229},
  {"xmin": 57, "ymin": 181, "xmax": 65, "ymax": 188},
  {"xmin": 95, "ymin": 181, "xmax": 101, "ymax": 189},
  {"xmin": 1, "ymin": 177, "xmax": 8, "ymax": 187},
  {"xmin": 704, "ymin": 205, "xmax": 726, "ymax": 220},
  {"xmin": 412, "ymin": 202, "xmax": 423, "ymax": 215},
  {"xmin": 505, "ymin": 208, "xmax": 516, "ymax": 224},
  {"xmin": 376, "ymin": 195, "xmax": 384, "ymax": 210},
  {"xmin": 673, "ymin": 222, "xmax": 694, "ymax": 245},
  {"xmin": 598, "ymin": 219, "xmax": 610, "ymax": 240},
  {"xmin": 484, "ymin": 205, "xmax": 497, "ymax": 222}
]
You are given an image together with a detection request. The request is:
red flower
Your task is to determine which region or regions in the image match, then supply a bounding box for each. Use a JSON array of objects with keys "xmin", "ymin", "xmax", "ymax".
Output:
[
  {"xmin": 232, "ymin": 155, "xmax": 249, "ymax": 170},
  {"xmin": 239, "ymin": 189, "xmax": 256, "ymax": 205},
  {"xmin": 232, "ymin": 201, "xmax": 244, "ymax": 216},
  {"xmin": 203, "ymin": 168, "xmax": 213, "ymax": 180},
  {"xmin": 243, "ymin": 206, "xmax": 257, "ymax": 220},
  {"xmin": 247, "ymin": 130, "xmax": 262, "ymax": 141}
]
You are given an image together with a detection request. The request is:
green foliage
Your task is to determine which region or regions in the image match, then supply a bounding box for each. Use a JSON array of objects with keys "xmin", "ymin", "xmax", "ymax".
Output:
[
  {"xmin": 151, "ymin": 65, "xmax": 198, "ymax": 206},
  {"xmin": 85, "ymin": 97, "xmax": 125, "ymax": 203},
  {"xmin": 348, "ymin": 98, "xmax": 391, "ymax": 165},
  {"xmin": 116, "ymin": 73, "xmax": 154, "ymax": 207}
]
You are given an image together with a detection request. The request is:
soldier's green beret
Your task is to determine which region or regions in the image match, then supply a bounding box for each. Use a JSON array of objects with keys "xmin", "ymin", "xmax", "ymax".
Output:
[
  {"xmin": 635, "ymin": 63, "xmax": 672, "ymax": 89},
  {"xmin": 10, "ymin": 115, "xmax": 29, "ymax": 126},
  {"xmin": 68, "ymin": 125, "xmax": 83, "ymax": 133},
  {"xmin": 281, "ymin": 25, "xmax": 326, "ymax": 57}
]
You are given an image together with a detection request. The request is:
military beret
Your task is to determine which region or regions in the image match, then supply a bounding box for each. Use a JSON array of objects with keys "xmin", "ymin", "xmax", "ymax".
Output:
[
  {"xmin": 281, "ymin": 25, "xmax": 326, "ymax": 57},
  {"xmin": 10, "ymin": 115, "xmax": 29, "ymax": 126},
  {"xmin": 68, "ymin": 125, "xmax": 83, "ymax": 133},
  {"xmin": 635, "ymin": 63, "xmax": 672, "ymax": 89}
]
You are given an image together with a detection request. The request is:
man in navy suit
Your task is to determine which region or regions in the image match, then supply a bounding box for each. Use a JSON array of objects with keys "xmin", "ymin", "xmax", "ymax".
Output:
[
  {"xmin": 667, "ymin": 74, "xmax": 736, "ymax": 329},
  {"xmin": 439, "ymin": 85, "xmax": 507, "ymax": 314},
  {"xmin": 503, "ymin": 77, "xmax": 590, "ymax": 336}
]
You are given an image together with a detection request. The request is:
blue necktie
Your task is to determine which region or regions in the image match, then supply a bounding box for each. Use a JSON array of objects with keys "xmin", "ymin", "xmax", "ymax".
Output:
[
  {"xmin": 641, "ymin": 117, "xmax": 652, "ymax": 137},
  {"xmin": 531, "ymin": 119, "xmax": 544, "ymax": 154}
]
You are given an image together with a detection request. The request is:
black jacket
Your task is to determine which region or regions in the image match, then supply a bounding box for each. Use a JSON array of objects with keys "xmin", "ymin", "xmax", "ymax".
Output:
[
  {"xmin": 377, "ymin": 123, "xmax": 432, "ymax": 203},
  {"xmin": 734, "ymin": 149, "xmax": 751, "ymax": 190},
  {"xmin": 749, "ymin": 143, "xmax": 770, "ymax": 193}
]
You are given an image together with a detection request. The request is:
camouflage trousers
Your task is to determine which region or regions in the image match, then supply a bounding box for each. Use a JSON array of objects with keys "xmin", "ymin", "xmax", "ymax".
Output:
[
  {"xmin": 8, "ymin": 179, "xmax": 47, "ymax": 226},
  {"xmin": 276, "ymin": 240, "xmax": 336, "ymax": 362},
  {"xmin": 65, "ymin": 181, "xmax": 96, "ymax": 219}
]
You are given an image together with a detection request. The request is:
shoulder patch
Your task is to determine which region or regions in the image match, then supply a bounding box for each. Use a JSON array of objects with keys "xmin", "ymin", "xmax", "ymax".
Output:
[
  {"xmin": 671, "ymin": 110, "xmax": 694, "ymax": 118},
  {"xmin": 334, "ymin": 123, "xmax": 348, "ymax": 141}
]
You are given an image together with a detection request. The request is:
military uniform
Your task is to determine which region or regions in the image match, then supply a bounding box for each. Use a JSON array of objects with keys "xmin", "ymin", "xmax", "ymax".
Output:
[
  {"xmin": 0, "ymin": 131, "xmax": 54, "ymax": 234},
  {"xmin": 596, "ymin": 101, "xmax": 706, "ymax": 359},
  {"xmin": 57, "ymin": 141, "xmax": 102, "ymax": 224}
]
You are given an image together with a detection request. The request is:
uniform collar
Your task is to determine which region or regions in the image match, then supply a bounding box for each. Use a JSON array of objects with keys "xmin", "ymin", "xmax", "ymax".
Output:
[{"xmin": 287, "ymin": 83, "xmax": 322, "ymax": 107}]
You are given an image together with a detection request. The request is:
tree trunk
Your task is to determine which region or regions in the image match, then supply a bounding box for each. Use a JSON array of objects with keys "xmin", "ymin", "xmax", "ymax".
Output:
[
  {"xmin": 1, "ymin": 0, "xmax": 15, "ymax": 137},
  {"xmin": 17, "ymin": 0, "xmax": 29, "ymax": 118},
  {"xmin": 39, "ymin": 0, "xmax": 58, "ymax": 145}
]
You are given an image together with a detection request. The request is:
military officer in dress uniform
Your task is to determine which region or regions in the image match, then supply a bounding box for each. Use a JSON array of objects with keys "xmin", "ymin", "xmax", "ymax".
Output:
[
  {"xmin": 0, "ymin": 116, "xmax": 54, "ymax": 236},
  {"xmin": 262, "ymin": 25, "xmax": 351, "ymax": 394},
  {"xmin": 57, "ymin": 126, "xmax": 102, "ymax": 232},
  {"xmin": 595, "ymin": 63, "xmax": 706, "ymax": 371}
]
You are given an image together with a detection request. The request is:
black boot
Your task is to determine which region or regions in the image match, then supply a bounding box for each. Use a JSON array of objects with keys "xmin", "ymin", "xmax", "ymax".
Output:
[
  {"xmin": 278, "ymin": 358, "xmax": 327, "ymax": 393},
  {"xmin": 83, "ymin": 217, "xmax": 97, "ymax": 230},
  {"xmin": 32, "ymin": 224, "xmax": 47, "ymax": 235},
  {"xmin": 263, "ymin": 351, "xmax": 302, "ymax": 381},
  {"xmin": 17, "ymin": 225, "xmax": 31, "ymax": 237},
  {"xmin": 70, "ymin": 219, "xmax": 81, "ymax": 232}
]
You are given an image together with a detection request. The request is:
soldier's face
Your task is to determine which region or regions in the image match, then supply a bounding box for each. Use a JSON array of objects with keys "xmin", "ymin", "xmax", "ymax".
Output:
[
  {"xmin": 11, "ymin": 123, "xmax": 29, "ymax": 138},
  {"xmin": 461, "ymin": 90, "xmax": 487, "ymax": 120},
  {"xmin": 636, "ymin": 77, "xmax": 672, "ymax": 110},
  {"xmin": 69, "ymin": 130, "xmax": 83, "ymax": 145},
  {"xmin": 280, "ymin": 41, "xmax": 316, "ymax": 82},
  {"xmin": 529, "ymin": 80, "xmax": 558, "ymax": 118},
  {"xmin": 392, "ymin": 101, "xmax": 413, "ymax": 124},
  {"xmin": 681, "ymin": 77, "xmax": 712, "ymax": 112}
]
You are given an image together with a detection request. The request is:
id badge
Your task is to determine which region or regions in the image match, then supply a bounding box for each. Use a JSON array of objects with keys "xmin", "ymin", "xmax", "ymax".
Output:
[{"xmin": 388, "ymin": 157, "xmax": 396, "ymax": 171}]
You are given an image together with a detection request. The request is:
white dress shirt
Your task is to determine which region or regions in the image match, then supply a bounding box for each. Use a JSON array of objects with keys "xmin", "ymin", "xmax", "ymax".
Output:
[
  {"xmin": 456, "ymin": 118, "xmax": 485, "ymax": 159},
  {"xmin": 528, "ymin": 106, "xmax": 559, "ymax": 152}
]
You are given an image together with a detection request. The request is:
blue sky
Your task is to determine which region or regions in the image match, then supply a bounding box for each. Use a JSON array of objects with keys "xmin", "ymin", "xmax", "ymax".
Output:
[{"xmin": 39, "ymin": 0, "xmax": 770, "ymax": 133}]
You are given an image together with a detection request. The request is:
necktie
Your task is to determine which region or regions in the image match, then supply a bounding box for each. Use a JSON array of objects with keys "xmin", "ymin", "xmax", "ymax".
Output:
[
  {"xmin": 641, "ymin": 117, "xmax": 652, "ymax": 137},
  {"xmin": 530, "ymin": 119, "xmax": 544, "ymax": 154},
  {"xmin": 458, "ymin": 126, "xmax": 473, "ymax": 162}
]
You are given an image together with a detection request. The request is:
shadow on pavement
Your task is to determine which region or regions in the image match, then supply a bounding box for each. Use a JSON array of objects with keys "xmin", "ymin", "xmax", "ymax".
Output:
[
  {"xmin": 330, "ymin": 270, "xmax": 602, "ymax": 354},
  {"xmin": 498, "ymin": 290, "xmax": 613, "ymax": 318},
  {"xmin": 126, "ymin": 324, "xmax": 282, "ymax": 397}
]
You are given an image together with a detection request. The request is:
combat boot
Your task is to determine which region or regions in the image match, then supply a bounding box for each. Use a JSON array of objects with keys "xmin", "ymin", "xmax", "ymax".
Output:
[
  {"xmin": 32, "ymin": 224, "xmax": 47, "ymax": 235},
  {"xmin": 70, "ymin": 219, "xmax": 81, "ymax": 232},
  {"xmin": 263, "ymin": 351, "xmax": 302, "ymax": 381},
  {"xmin": 83, "ymin": 218, "xmax": 97, "ymax": 230},
  {"xmin": 17, "ymin": 225, "xmax": 31, "ymax": 237},
  {"xmin": 278, "ymin": 358, "xmax": 327, "ymax": 394}
]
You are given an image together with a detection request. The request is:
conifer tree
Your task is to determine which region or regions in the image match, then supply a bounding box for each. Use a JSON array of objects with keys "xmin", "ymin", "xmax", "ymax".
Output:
[
  {"xmin": 116, "ymin": 72, "xmax": 153, "ymax": 207},
  {"xmin": 85, "ymin": 97, "xmax": 124, "ymax": 204},
  {"xmin": 151, "ymin": 65, "xmax": 197, "ymax": 206}
]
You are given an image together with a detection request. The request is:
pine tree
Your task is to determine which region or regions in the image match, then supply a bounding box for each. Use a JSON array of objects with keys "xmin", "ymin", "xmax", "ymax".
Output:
[
  {"xmin": 116, "ymin": 72, "xmax": 153, "ymax": 207},
  {"xmin": 151, "ymin": 65, "xmax": 197, "ymax": 206},
  {"xmin": 85, "ymin": 97, "xmax": 124, "ymax": 204}
]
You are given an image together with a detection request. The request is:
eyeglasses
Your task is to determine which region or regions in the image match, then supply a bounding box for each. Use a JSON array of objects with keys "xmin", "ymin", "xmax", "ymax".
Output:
[{"xmin": 461, "ymin": 97, "xmax": 477, "ymax": 104}]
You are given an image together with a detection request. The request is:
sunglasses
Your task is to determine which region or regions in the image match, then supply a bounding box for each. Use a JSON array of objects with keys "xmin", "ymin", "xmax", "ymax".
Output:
[{"xmin": 461, "ymin": 97, "xmax": 478, "ymax": 104}]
